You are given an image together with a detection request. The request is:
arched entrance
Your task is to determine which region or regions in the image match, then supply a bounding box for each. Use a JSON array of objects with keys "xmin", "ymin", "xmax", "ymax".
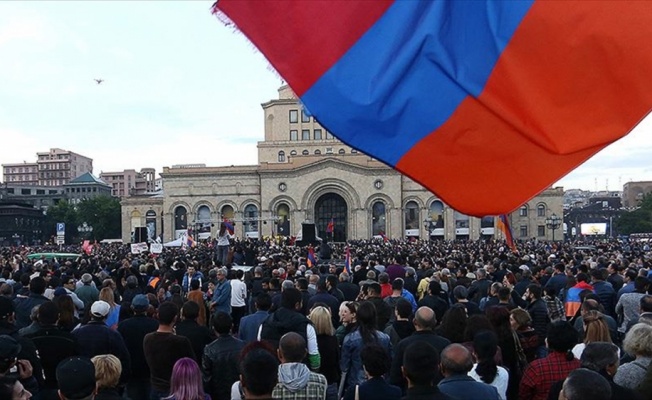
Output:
[{"xmin": 315, "ymin": 193, "xmax": 348, "ymax": 242}]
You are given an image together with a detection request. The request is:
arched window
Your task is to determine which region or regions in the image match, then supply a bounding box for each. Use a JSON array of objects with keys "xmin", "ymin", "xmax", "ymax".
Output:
[
  {"xmin": 244, "ymin": 204, "xmax": 258, "ymax": 235},
  {"xmin": 278, "ymin": 151, "xmax": 285, "ymax": 162},
  {"xmin": 454, "ymin": 211, "xmax": 469, "ymax": 229},
  {"xmin": 221, "ymin": 205, "xmax": 234, "ymax": 221},
  {"xmin": 196, "ymin": 205, "xmax": 212, "ymax": 239},
  {"xmin": 314, "ymin": 149, "xmax": 321, "ymax": 155},
  {"xmin": 372, "ymin": 201, "xmax": 386, "ymax": 236},
  {"xmin": 429, "ymin": 201, "xmax": 444, "ymax": 229},
  {"xmin": 537, "ymin": 204, "xmax": 546, "ymax": 217},
  {"xmin": 302, "ymin": 150, "xmax": 309, "ymax": 155},
  {"xmin": 405, "ymin": 201, "xmax": 419, "ymax": 230},
  {"xmin": 519, "ymin": 205, "xmax": 528, "ymax": 217},
  {"xmin": 276, "ymin": 203, "xmax": 290, "ymax": 236},
  {"xmin": 145, "ymin": 210, "xmax": 157, "ymax": 241},
  {"xmin": 290, "ymin": 150, "xmax": 297, "ymax": 156},
  {"xmin": 174, "ymin": 206, "xmax": 187, "ymax": 231},
  {"xmin": 338, "ymin": 149, "xmax": 346, "ymax": 155}
]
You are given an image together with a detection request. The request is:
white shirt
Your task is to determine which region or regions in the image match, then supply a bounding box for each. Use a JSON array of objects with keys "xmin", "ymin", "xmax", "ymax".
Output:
[
  {"xmin": 217, "ymin": 233, "xmax": 230, "ymax": 246},
  {"xmin": 468, "ymin": 364, "xmax": 509, "ymax": 400},
  {"xmin": 230, "ymin": 279, "xmax": 247, "ymax": 307}
]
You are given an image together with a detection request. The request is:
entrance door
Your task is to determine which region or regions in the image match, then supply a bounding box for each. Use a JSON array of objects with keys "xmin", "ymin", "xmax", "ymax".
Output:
[{"xmin": 315, "ymin": 193, "xmax": 347, "ymax": 242}]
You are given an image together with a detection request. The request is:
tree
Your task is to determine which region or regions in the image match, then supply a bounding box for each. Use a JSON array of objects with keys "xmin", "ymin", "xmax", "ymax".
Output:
[
  {"xmin": 616, "ymin": 193, "xmax": 652, "ymax": 235},
  {"xmin": 76, "ymin": 196, "xmax": 121, "ymax": 241},
  {"xmin": 44, "ymin": 200, "xmax": 79, "ymax": 244}
]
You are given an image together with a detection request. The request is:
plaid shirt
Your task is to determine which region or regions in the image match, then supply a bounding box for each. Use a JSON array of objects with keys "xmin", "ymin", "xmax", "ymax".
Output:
[
  {"xmin": 519, "ymin": 351, "xmax": 580, "ymax": 400},
  {"xmin": 273, "ymin": 371, "xmax": 327, "ymax": 400},
  {"xmin": 544, "ymin": 295, "xmax": 566, "ymax": 322}
]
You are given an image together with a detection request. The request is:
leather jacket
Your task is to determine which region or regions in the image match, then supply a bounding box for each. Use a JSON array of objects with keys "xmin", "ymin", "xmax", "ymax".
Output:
[{"xmin": 202, "ymin": 335, "xmax": 245, "ymax": 400}]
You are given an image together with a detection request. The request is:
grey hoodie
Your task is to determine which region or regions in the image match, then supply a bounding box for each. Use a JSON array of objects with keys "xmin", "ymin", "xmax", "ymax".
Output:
[{"xmin": 278, "ymin": 362, "xmax": 311, "ymax": 392}]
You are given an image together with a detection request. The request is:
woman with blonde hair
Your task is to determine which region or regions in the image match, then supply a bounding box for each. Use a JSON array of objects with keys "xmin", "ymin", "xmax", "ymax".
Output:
[
  {"xmin": 91, "ymin": 354, "xmax": 122, "ymax": 400},
  {"xmin": 309, "ymin": 306, "xmax": 340, "ymax": 400},
  {"xmin": 571, "ymin": 310, "xmax": 612, "ymax": 359},
  {"xmin": 335, "ymin": 301, "xmax": 358, "ymax": 344},
  {"xmin": 614, "ymin": 323, "xmax": 652, "ymax": 389},
  {"xmin": 99, "ymin": 287, "xmax": 121, "ymax": 330}
]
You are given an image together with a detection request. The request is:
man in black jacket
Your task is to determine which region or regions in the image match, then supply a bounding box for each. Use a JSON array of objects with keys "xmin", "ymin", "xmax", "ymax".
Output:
[
  {"xmin": 176, "ymin": 301, "xmax": 214, "ymax": 366},
  {"xmin": 513, "ymin": 284, "xmax": 550, "ymax": 358},
  {"xmin": 390, "ymin": 307, "xmax": 451, "ymax": 393},
  {"xmin": 365, "ymin": 283, "xmax": 392, "ymax": 331},
  {"xmin": 259, "ymin": 288, "xmax": 321, "ymax": 371},
  {"xmin": 418, "ymin": 281, "xmax": 449, "ymax": 323},
  {"xmin": 0, "ymin": 297, "xmax": 43, "ymax": 394},
  {"xmin": 117, "ymin": 294, "xmax": 158, "ymax": 400},
  {"xmin": 202, "ymin": 312, "xmax": 245, "ymax": 400},
  {"xmin": 468, "ymin": 268, "xmax": 492, "ymax": 304},
  {"xmin": 24, "ymin": 301, "xmax": 78, "ymax": 397}
]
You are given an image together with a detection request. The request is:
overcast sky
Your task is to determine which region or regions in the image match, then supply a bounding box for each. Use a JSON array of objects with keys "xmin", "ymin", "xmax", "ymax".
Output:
[{"xmin": 1, "ymin": 1, "xmax": 650, "ymax": 193}]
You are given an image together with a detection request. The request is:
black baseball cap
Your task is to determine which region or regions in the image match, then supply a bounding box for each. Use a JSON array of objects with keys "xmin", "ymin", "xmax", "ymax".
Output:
[
  {"xmin": 56, "ymin": 357, "xmax": 96, "ymax": 399},
  {"xmin": 0, "ymin": 335, "xmax": 21, "ymax": 361}
]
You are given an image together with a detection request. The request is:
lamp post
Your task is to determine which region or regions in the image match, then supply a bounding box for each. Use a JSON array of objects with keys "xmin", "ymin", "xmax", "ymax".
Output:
[
  {"xmin": 545, "ymin": 213, "xmax": 562, "ymax": 242},
  {"xmin": 77, "ymin": 222, "xmax": 93, "ymax": 239}
]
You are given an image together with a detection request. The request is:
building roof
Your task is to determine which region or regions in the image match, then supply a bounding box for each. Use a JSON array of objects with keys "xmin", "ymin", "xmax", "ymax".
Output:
[{"xmin": 66, "ymin": 172, "xmax": 110, "ymax": 187}]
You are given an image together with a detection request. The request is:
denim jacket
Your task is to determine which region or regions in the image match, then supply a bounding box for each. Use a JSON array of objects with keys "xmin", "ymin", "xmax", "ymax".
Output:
[{"xmin": 340, "ymin": 329, "xmax": 392, "ymax": 392}]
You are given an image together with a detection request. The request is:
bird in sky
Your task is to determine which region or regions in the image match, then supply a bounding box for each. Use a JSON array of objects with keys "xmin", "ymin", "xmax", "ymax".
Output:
[{"xmin": 94, "ymin": 79, "xmax": 104, "ymax": 84}]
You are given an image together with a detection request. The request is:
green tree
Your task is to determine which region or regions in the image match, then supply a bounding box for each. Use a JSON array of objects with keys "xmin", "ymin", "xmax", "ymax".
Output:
[
  {"xmin": 616, "ymin": 193, "xmax": 652, "ymax": 234},
  {"xmin": 44, "ymin": 200, "xmax": 79, "ymax": 244},
  {"xmin": 76, "ymin": 196, "xmax": 121, "ymax": 240}
]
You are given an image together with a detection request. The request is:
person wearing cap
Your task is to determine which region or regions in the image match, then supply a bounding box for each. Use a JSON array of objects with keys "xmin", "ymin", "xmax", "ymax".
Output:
[
  {"xmin": 0, "ymin": 334, "xmax": 38, "ymax": 398},
  {"xmin": 56, "ymin": 356, "xmax": 97, "ymax": 400},
  {"xmin": 210, "ymin": 268, "xmax": 232, "ymax": 316},
  {"xmin": 24, "ymin": 302, "xmax": 78, "ymax": 397},
  {"xmin": 71, "ymin": 301, "xmax": 131, "ymax": 386},
  {"xmin": 75, "ymin": 274, "xmax": 99, "ymax": 312},
  {"xmin": 117, "ymin": 294, "xmax": 158, "ymax": 400}
]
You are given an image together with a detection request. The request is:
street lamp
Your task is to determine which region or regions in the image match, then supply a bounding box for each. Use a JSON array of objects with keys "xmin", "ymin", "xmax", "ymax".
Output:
[
  {"xmin": 77, "ymin": 222, "xmax": 93, "ymax": 239},
  {"xmin": 545, "ymin": 213, "xmax": 562, "ymax": 241}
]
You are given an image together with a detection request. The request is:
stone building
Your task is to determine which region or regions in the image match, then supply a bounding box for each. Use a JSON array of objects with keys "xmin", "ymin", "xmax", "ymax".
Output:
[
  {"xmin": 622, "ymin": 181, "xmax": 652, "ymax": 209},
  {"xmin": 63, "ymin": 173, "xmax": 112, "ymax": 204},
  {"xmin": 100, "ymin": 168, "xmax": 157, "ymax": 198},
  {"xmin": 121, "ymin": 86, "xmax": 563, "ymax": 243}
]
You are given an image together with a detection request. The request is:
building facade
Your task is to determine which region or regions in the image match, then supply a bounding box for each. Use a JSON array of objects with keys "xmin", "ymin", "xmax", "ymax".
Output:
[
  {"xmin": 100, "ymin": 168, "xmax": 157, "ymax": 198},
  {"xmin": 2, "ymin": 162, "xmax": 39, "ymax": 185},
  {"xmin": 622, "ymin": 181, "xmax": 652, "ymax": 209},
  {"xmin": 0, "ymin": 184, "xmax": 65, "ymax": 211},
  {"xmin": 0, "ymin": 201, "xmax": 45, "ymax": 246},
  {"xmin": 63, "ymin": 173, "xmax": 112, "ymax": 204},
  {"xmin": 121, "ymin": 86, "xmax": 564, "ymax": 243},
  {"xmin": 3, "ymin": 148, "xmax": 93, "ymax": 187}
]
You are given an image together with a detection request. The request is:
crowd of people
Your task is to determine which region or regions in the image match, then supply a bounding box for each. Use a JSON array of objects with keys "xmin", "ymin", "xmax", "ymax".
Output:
[{"xmin": 0, "ymin": 236, "xmax": 651, "ymax": 400}]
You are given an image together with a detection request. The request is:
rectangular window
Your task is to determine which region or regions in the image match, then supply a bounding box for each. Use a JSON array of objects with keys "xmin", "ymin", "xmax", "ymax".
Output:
[
  {"xmin": 537, "ymin": 225, "xmax": 545, "ymax": 237},
  {"xmin": 36, "ymin": 190, "xmax": 45, "ymax": 195},
  {"xmin": 314, "ymin": 129, "xmax": 323, "ymax": 140},
  {"xmin": 520, "ymin": 225, "xmax": 528, "ymax": 238},
  {"xmin": 289, "ymin": 110, "xmax": 298, "ymax": 123},
  {"xmin": 302, "ymin": 129, "xmax": 310, "ymax": 140},
  {"xmin": 21, "ymin": 189, "xmax": 30, "ymax": 195},
  {"xmin": 301, "ymin": 110, "xmax": 310, "ymax": 122},
  {"xmin": 290, "ymin": 130, "xmax": 298, "ymax": 141},
  {"xmin": 519, "ymin": 207, "xmax": 528, "ymax": 217},
  {"xmin": 326, "ymin": 131, "xmax": 333, "ymax": 140}
]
